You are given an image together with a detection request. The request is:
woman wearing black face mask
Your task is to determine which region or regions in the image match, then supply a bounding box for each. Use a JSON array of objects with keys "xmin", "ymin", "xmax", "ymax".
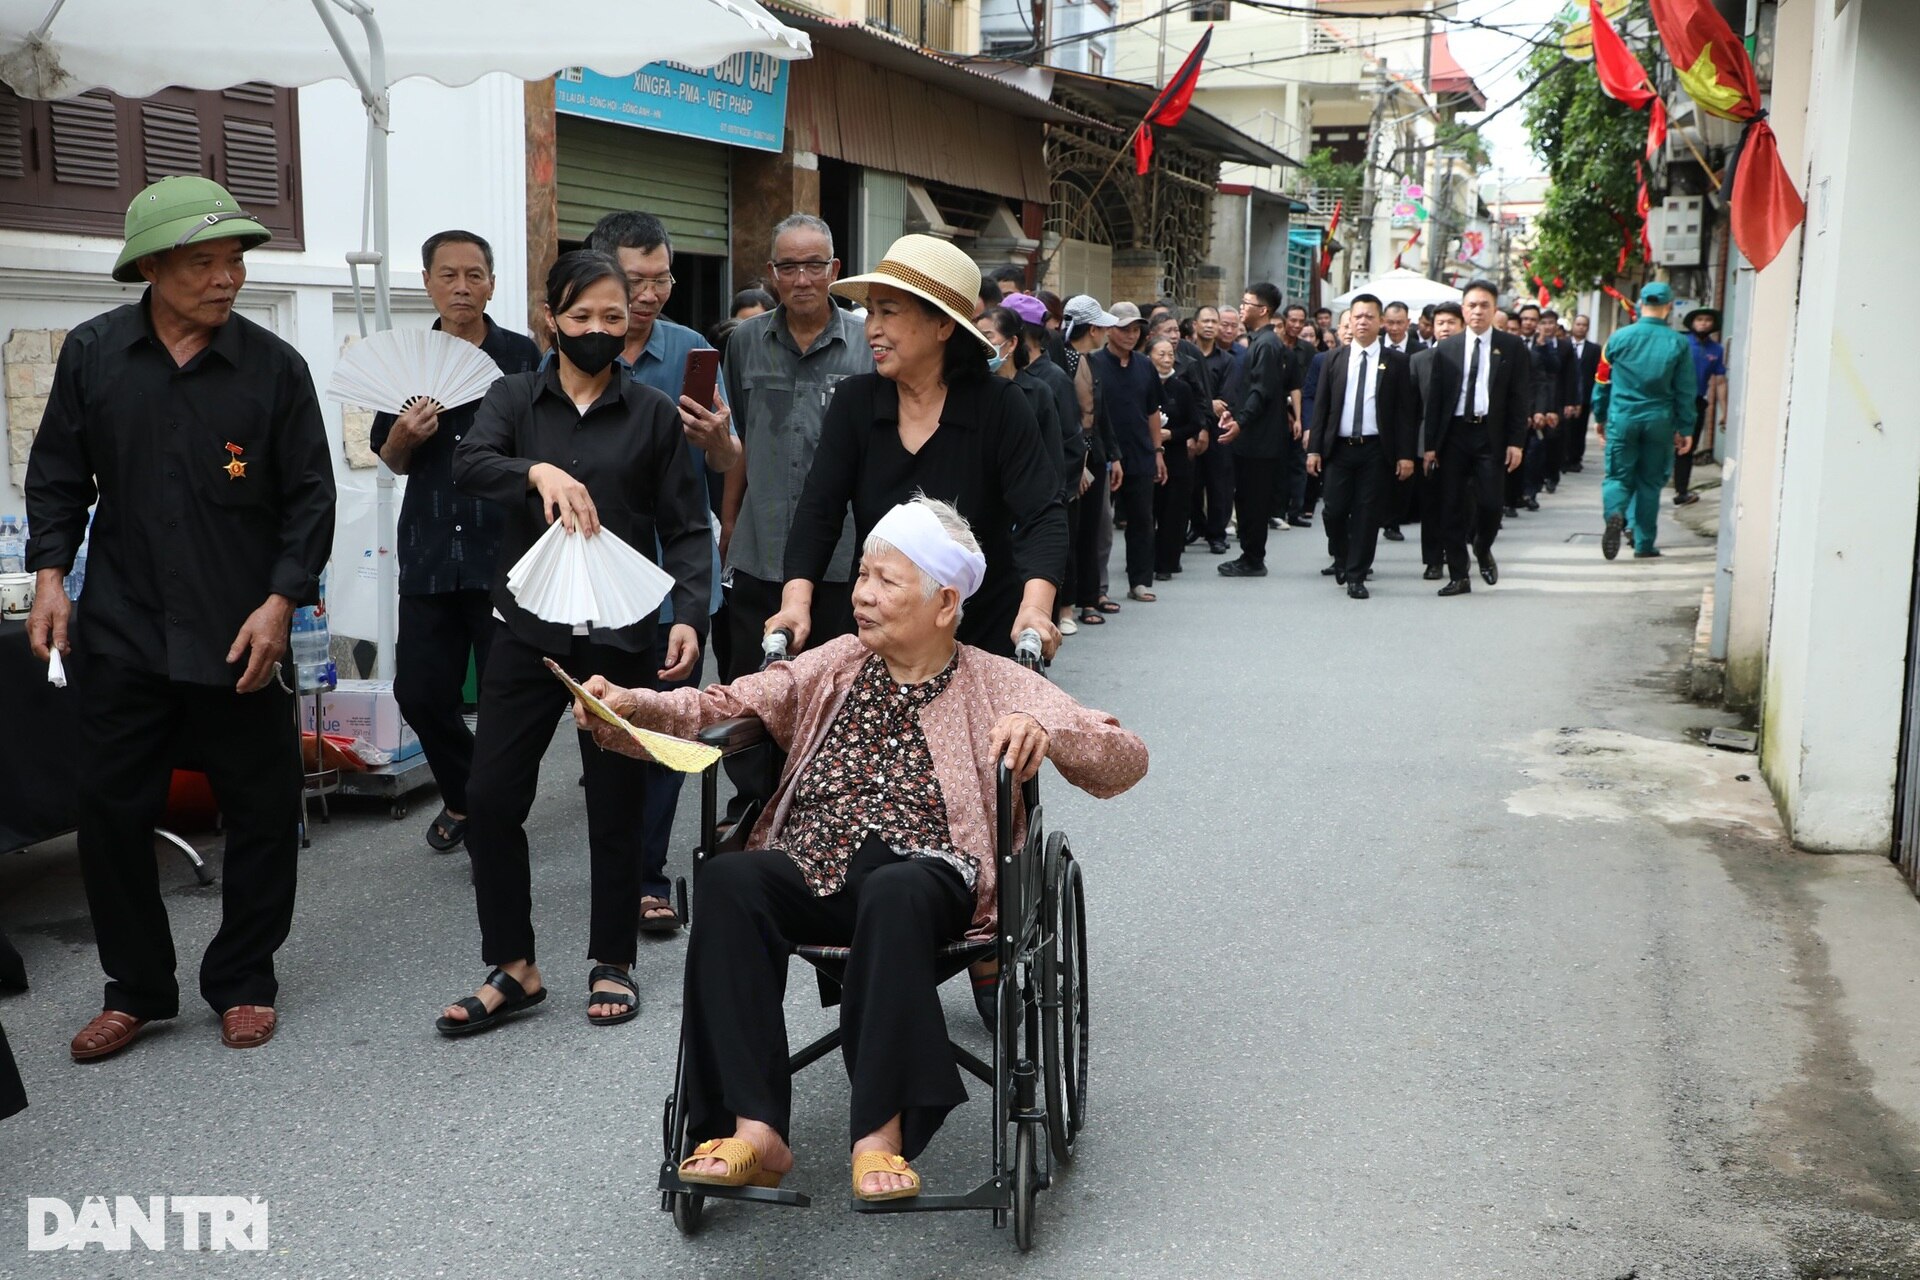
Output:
[{"xmin": 444, "ymin": 250, "xmax": 713, "ymax": 1035}]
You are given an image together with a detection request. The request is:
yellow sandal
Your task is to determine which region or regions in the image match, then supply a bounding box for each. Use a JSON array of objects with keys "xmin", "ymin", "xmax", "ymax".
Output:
[
  {"xmin": 678, "ymin": 1138, "xmax": 783, "ymax": 1188},
  {"xmin": 851, "ymin": 1151, "xmax": 922, "ymax": 1202}
]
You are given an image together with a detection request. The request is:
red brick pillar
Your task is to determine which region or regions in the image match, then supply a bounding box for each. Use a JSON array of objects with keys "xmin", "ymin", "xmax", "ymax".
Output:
[{"xmin": 524, "ymin": 77, "xmax": 558, "ymax": 343}]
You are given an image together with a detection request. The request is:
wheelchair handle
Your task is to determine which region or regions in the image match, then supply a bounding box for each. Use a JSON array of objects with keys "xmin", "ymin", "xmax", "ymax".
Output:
[
  {"xmin": 1015, "ymin": 628, "xmax": 1044, "ymax": 667},
  {"xmin": 762, "ymin": 628, "xmax": 793, "ymax": 662}
]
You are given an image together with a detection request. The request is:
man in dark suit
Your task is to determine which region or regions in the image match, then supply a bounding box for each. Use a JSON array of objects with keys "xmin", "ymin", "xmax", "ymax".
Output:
[
  {"xmin": 1219, "ymin": 282, "xmax": 1295, "ymax": 578},
  {"xmin": 1305, "ymin": 293, "xmax": 1417, "ymax": 599},
  {"xmin": 1412, "ymin": 300, "xmax": 1464, "ymax": 579},
  {"xmin": 1561, "ymin": 312, "xmax": 1602, "ymax": 472},
  {"xmin": 1523, "ymin": 309, "xmax": 1573, "ymax": 506},
  {"xmin": 1423, "ymin": 278, "xmax": 1532, "ymax": 596},
  {"xmin": 1380, "ymin": 300, "xmax": 1425, "ymax": 539}
]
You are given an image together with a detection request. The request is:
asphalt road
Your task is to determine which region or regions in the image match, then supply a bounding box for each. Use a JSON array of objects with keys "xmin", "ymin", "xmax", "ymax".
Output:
[{"xmin": 4, "ymin": 468, "xmax": 1918, "ymax": 1278}]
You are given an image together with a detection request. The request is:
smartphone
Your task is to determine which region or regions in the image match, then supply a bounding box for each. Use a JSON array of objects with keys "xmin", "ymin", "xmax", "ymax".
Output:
[{"xmin": 682, "ymin": 348, "xmax": 720, "ymax": 409}]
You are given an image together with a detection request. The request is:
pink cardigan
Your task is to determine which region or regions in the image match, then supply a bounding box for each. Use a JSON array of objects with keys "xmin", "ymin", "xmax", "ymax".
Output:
[{"xmin": 631, "ymin": 635, "xmax": 1149, "ymax": 941}]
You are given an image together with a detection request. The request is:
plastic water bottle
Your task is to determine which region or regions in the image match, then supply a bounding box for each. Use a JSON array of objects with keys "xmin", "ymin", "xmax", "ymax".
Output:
[
  {"xmin": 0, "ymin": 515, "xmax": 24, "ymax": 574},
  {"xmin": 291, "ymin": 576, "xmax": 336, "ymax": 693}
]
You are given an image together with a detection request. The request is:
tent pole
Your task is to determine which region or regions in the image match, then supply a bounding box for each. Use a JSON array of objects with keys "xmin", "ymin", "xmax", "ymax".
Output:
[{"xmin": 314, "ymin": 0, "xmax": 399, "ymax": 679}]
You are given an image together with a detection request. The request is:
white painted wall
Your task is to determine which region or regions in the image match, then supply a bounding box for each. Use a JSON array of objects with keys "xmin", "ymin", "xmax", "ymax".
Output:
[
  {"xmin": 1723, "ymin": 0, "xmax": 1813, "ymax": 709},
  {"xmin": 0, "ymin": 73, "xmax": 527, "ymax": 643},
  {"xmin": 1761, "ymin": 0, "xmax": 1920, "ymax": 852}
]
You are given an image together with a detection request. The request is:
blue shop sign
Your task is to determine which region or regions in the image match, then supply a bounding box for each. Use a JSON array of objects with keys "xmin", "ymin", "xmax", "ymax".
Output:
[{"xmin": 556, "ymin": 55, "xmax": 788, "ymax": 152}]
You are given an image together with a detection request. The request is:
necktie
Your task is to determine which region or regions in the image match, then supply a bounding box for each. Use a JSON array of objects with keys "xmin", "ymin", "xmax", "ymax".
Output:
[
  {"xmin": 1350, "ymin": 351, "xmax": 1369, "ymax": 438},
  {"xmin": 1465, "ymin": 337, "xmax": 1481, "ymax": 418}
]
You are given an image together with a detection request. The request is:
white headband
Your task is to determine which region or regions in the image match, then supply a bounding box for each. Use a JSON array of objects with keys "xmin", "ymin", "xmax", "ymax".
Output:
[{"xmin": 869, "ymin": 502, "xmax": 987, "ymax": 601}]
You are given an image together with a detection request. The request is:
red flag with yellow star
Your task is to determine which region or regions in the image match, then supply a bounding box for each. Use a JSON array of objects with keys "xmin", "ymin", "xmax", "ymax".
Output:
[{"xmin": 1646, "ymin": 0, "xmax": 1804, "ymax": 268}]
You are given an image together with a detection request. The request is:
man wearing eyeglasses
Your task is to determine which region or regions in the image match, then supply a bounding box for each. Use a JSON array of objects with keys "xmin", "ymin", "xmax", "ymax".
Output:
[
  {"xmin": 580, "ymin": 209, "xmax": 736, "ymax": 937},
  {"xmin": 719, "ymin": 213, "xmax": 872, "ymax": 680}
]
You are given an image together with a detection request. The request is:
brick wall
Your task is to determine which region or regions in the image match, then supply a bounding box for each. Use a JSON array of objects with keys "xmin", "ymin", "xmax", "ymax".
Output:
[
  {"xmin": 5, "ymin": 328, "xmax": 64, "ymax": 492},
  {"xmin": 1109, "ymin": 250, "xmax": 1166, "ymax": 310}
]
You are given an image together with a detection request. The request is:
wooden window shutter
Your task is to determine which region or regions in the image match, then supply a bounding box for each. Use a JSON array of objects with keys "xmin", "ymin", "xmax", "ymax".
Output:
[
  {"xmin": 140, "ymin": 90, "xmax": 204, "ymax": 183},
  {"xmin": 0, "ymin": 82, "xmax": 301, "ymax": 246},
  {"xmin": 45, "ymin": 91, "xmax": 128, "ymax": 218},
  {"xmin": 211, "ymin": 83, "xmax": 302, "ymax": 245}
]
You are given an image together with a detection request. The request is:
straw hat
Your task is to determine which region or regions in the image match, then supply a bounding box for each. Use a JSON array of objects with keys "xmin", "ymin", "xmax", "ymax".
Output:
[{"xmin": 830, "ymin": 234, "xmax": 995, "ymax": 351}]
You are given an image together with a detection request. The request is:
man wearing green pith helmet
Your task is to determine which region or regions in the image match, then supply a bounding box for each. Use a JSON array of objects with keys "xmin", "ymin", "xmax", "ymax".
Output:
[
  {"xmin": 1591, "ymin": 281, "xmax": 1697, "ymax": 560},
  {"xmin": 24, "ymin": 175, "xmax": 336, "ymax": 1063}
]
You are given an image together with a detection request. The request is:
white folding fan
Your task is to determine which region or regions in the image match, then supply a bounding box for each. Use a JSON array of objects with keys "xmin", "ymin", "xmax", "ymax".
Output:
[
  {"xmin": 506, "ymin": 521, "xmax": 678, "ymax": 631},
  {"xmin": 325, "ymin": 328, "xmax": 507, "ymax": 414}
]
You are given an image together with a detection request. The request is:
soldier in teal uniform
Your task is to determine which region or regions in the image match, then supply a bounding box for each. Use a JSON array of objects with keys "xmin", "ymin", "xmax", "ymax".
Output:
[{"xmin": 1591, "ymin": 282, "xmax": 1698, "ymax": 560}]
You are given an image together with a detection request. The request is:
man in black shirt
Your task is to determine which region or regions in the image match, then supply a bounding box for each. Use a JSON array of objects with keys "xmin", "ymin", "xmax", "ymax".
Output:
[
  {"xmin": 25, "ymin": 176, "xmax": 335, "ymax": 1061},
  {"xmin": 1089, "ymin": 303, "xmax": 1165, "ymax": 601},
  {"xmin": 369, "ymin": 230, "xmax": 539, "ymax": 855},
  {"xmin": 1219, "ymin": 282, "xmax": 1294, "ymax": 577},
  {"xmin": 1278, "ymin": 303, "xmax": 1317, "ymax": 528}
]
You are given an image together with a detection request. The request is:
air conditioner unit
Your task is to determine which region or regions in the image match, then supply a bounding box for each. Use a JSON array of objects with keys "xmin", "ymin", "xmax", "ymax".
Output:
[{"xmin": 1649, "ymin": 195, "xmax": 1706, "ymax": 268}]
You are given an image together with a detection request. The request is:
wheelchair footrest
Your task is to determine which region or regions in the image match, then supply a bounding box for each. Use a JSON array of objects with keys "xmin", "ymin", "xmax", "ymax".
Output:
[
  {"xmin": 657, "ymin": 1165, "xmax": 812, "ymax": 1209},
  {"xmin": 850, "ymin": 1176, "xmax": 1008, "ymax": 1214}
]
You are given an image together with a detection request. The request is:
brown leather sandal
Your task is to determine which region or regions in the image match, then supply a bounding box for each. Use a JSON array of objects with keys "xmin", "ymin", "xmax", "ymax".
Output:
[
  {"xmin": 70, "ymin": 1010, "xmax": 150, "ymax": 1062},
  {"xmin": 220, "ymin": 1005, "xmax": 277, "ymax": 1050}
]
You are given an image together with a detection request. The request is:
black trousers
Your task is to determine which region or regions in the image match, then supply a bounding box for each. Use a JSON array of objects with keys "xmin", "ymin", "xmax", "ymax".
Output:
[
  {"xmin": 1674, "ymin": 397, "xmax": 1707, "ymax": 495},
  {"xmin": 1439, "ymin": 425, "xmax": 1506, "ymax": 580},
  {"xmin": 1153, "ymin": 453, "xmax": 1193, "ymax": 574},
  {"xmin": 1059, "ymin": 495, "xmax": 1081, "ymax": 609},
  {"xmin": 640, "ymin": 627, "xmax": 700, "ymax": 903},
  {"xmin": 720, "ymin": 572, "xmax": 856, "ymax": 824},
  {"xmin": 394, "ymin": 589, "xmax": 494, "ymax": 815},
  {"xmin": 1074, "ymin": 479, "xmax": 1109, "ymax": 608},
  {"xmin": 723, "ymin": 571, "xmax": 856, "ymax": 684},
  {"xmin": 466, "ymin": 625, "xmax": 659, "ymax": 966},
  {"xmin": 1117, "ymin": 471, "xmax": 1155, "ymax": 590},
  {"xmin": 1563, "ymin": 409, "xmax": 1589, "ymax": 468},
  {"xmin": 682, "ymin": 848, "xmax": 973, "ymax": 1159},
  {"xmin": 1191, "ymin": 442, "xmax": 1234, "ymax": 541},
  {"xmin": 1418, "ymin": 464, "xmax": 1446, "ymax": 568},
  {"xmin": 1523, "ymin": 428, "xmax": 1554, "ymax": 499},
  {"xmin": 0, "ymin": 1018, "xmax": 22, "ymax": 1121},
  {"xmin": 1232, "ymin": 454, "xmax": 1281, "ymax": 567},
  {"xmin": 1321, "ymin": 437, "xmax": 1391, "ymax": 578},
  {"xmin": 73, "ymin": 661, "xmax": 300, "ymax": 1019},
  {"xmin": 1279, "ymin": 431, "xmax": 1307, "ymax": 523}
]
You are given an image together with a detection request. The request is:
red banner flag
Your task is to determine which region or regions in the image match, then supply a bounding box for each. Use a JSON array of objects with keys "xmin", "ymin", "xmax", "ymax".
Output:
[
  {"xmin": 1318, "ymin": 198, "xmax": 1343, "ymax": 279},
  {"xmin": 1394, "ymin": 228, "xmax": 1421, "ymax": 270},
  {"xmin": 1135, "ymin": 26, "xmax": 1213, "ymax": 175},
  {"xmin": 1601, "ymin": 283, "xmax": 1639, "ymax": 320},
  {"xmin": 1591, "ymin": 3, "xmax": 1667, "ymax": 162},
  {"xmin": 1647, "ymin": 0, "xmax": 1804, "ymax": 268},
  {"xmin": 1591, "ymin": 0, "xmax": 1655, "ymax": 109}
]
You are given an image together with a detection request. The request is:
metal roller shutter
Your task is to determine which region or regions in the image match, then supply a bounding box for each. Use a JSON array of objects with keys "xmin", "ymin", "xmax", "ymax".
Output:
[{"xmin": 556, "ymin": 115, "xmax": 729, "ymax": 256}]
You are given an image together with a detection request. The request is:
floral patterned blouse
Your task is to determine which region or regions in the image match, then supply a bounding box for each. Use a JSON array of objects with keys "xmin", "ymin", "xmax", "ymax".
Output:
[{"xmin": 780, "ymin": 651, "xmax": 977, "ymax": 896}]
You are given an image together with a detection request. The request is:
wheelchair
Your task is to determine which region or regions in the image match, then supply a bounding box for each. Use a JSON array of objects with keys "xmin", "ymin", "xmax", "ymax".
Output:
[{"xmin": 656, "ymin": 632, "xmax": 1090, "ymax": 1251}]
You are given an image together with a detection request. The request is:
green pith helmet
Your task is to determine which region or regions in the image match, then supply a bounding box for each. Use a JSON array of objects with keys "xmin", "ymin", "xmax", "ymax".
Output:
[{"xmin": 112, "ymin": 176, "xmax": 272, "ymax": 283}]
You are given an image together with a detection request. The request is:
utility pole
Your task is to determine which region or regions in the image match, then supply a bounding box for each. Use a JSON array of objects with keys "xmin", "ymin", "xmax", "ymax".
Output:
[
  {"xmin": 1156, "ymin": 0, "xmax": 1169, "ymax": 85},
  {"xmin": 1357, "ymin": 66, "xmax": 1391, "ymax": 280}
]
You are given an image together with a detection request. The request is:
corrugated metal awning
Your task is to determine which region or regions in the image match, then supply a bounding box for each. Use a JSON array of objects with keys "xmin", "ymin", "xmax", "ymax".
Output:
[{"xmin": 789, "ymin": 44, "xmax": 1051, "ymax": 204}]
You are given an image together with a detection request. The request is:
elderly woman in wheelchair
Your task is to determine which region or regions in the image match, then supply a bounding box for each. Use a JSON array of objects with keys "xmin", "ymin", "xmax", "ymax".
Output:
[{"xmin": 573, "ymin": 496, "xmax": 1146, "ymax": 1202}]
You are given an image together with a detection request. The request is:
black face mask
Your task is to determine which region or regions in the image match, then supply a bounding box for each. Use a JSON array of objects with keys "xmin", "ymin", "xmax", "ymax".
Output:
[{"xmin": 554, "ymin": 328, "xmax": 624, "ymax": 376}]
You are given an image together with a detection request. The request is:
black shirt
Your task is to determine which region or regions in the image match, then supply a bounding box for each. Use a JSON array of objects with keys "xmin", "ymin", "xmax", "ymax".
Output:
[
  {"xmin": 1089, "ymin": 347, "xmax": 1164, "ymax": 474},
  {"xmin": 784, "ymin": 372, "xmax": 1067, "ymax": 658},
  {"xmin": 453, "ymin": 364, "xmax": 713, "ymax": 653},
  {"xmin": 367, "ymin": 316, "xmax": 540, "ymax": 597},
  {"xmin": 24, "ymin": 293, "xmax": 336, "ymax": 687},
  {"xmin": 1235, "ymin": 326, "xmax": 1297, "ymax": 459},
  {"xmin": 1019, "ymin": 359, "xmax": 1084, "ymax": 500}
]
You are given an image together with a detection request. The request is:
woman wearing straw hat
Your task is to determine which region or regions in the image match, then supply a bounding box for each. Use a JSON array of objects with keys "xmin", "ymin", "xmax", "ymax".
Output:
[{"xmin": 770, "ymin": 236, "xmax": 1067, "ymax": 660}]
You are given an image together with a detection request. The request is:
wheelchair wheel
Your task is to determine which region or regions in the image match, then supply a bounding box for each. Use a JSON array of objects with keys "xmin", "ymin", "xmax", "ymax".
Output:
[
  {"xmin": 1042, "ymin": 842, "xmax": 1089, "ymax": 1164},
  {"xmin": 1011, "ymin": 1123, "xmax": 1038, "ymax": 1252},
  {"xmin": 671, "ymin": 1189, "xmax": 705, "ymax": 1236}
]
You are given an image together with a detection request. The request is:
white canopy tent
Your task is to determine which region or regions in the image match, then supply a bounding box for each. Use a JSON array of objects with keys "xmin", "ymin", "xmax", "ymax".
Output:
[
  {"xmin": 1329, "ymin": 268, "xmax": 1463, "ymax": 313},
  {"xmin": 1, "ymin": 0, "xmax": 811, "ymax": 676}
]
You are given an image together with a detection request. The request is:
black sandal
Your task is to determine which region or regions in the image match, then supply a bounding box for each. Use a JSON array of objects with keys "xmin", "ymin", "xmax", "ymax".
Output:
[
  {"xmin": 586, "ymin": 964, "xmax": 639, "ymax": 1027},
  {"xmin": 436, "ymin": 967, "xmax": 547, "ymax": 1037},
  {"xmin": 638, "ymin": 895, "xmax": 681, "ymax": 935},
  {"xmin": 1076, "ymin": 608, "xmax": 1105, "ymax": 626},
  {"xmin": 425, "ymin": 806, "xmax": 466, "ymax": 853}
]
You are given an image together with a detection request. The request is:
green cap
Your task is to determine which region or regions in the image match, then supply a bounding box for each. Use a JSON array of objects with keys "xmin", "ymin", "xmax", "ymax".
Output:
[
  {"xmin": 112, "ymin": 176, "xmax": 271, "ymax": 283},
  {"xmin": 1638, "ymin": 281, "xmax": 1674, "ymax": 306}
]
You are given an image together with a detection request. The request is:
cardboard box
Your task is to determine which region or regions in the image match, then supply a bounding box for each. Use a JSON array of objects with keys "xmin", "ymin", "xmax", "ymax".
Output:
[{"xmin": 299, "ymin": 679, "xmax": 422, "ymax": 762}]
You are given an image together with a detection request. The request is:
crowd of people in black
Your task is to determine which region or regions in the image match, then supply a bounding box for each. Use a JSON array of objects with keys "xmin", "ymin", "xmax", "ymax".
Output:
[{"xmin": 970, "ymin": 273, "xmax": 1606, "ymax": 614}]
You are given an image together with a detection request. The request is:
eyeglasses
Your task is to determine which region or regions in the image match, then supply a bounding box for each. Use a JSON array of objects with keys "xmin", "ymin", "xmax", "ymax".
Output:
[
  {"xmin": 625, "ymin": 274, "xmax": 675, "ymax": 296},
  {"xmin": 771, "ymin": 260, "xmax": 833, "ymax": 280}
]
